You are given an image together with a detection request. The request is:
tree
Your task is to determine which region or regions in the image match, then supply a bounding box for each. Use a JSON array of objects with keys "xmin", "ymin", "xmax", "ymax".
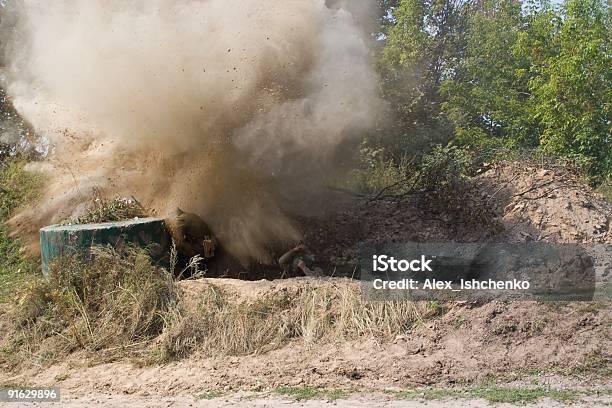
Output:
[
  {"xmin": 441, "ymin": 0, "xmax": 540, "ymax": 149},
  {"xmin": 529, "ymin": 0, "xmax": 611, "ymax": 181},
  {"xmin": 378, "ymin": 0, "xmax": 468, "ymax": 157}
]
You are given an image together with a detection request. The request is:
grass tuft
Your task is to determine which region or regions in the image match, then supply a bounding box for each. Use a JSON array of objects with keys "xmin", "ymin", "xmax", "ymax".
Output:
[
  {"xmin": 274, "ymin": 386, "xmax": 348, "ymax": 401},
  {"xmin": 151, "ymin": 281, "xmax": 440, "ymax": 363},
  {"xmin": 472, "ymin": 387, "xmax": 581, "ymax": 404},
  {"xmin": 0, "ymin": 160, "xmax": 44, "ymax": 220},
  {"xmin": 2, "ymin": 246, "xmax": 178, "ymax": 368},
  {"xmin": 64, "ymin": 189, "xmax": 148, "ymax": 225},
  {"xmin": 196, "ymin": 390, "xmax": 225, "ymax": 400},
  {"xmin": 0, "ymin": 159, "xmax": 44, "ymax": 302},
  {"xmin": 392, "ymin": 386, "xmax": 585, "ymax": 404}
]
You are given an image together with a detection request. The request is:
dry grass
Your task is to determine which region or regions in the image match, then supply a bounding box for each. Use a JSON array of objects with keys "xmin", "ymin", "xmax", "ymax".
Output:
[
  {"xmin": 1, "ymin": 246, "xmax": 177, "ymax": 368},
  {"xmin": 2, "ymin": 243, "xmax": 442, "ymax": 368},
  {"xmin": 151, "ymin": 281, "xmax": 439, "ymax": 362},
  {"xmin": 64, "ymin": 189, "xmax": 148, "ymax": 225}
]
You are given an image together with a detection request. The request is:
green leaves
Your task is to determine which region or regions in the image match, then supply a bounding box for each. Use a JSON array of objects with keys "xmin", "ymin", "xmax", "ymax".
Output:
[
  {"xmin": 532, "ymin": 0, "xmax": 611, "ymax": 182},
  {"xmin": 381, "ymin": 0, "xmax": 609, "ymax": 182},
  {"xmin": 379, "ymin": 0, "xmax": 466, "ymax": 155},
  {"xmin": 441, "ymin": 0, "xmax": 539, "ymax": 147}
]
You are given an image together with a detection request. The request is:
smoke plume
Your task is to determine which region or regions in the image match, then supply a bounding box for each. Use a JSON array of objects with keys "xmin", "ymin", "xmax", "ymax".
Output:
[{"xmin": 1, "ymin": 0, "xmax": 380, "ymax": 262}]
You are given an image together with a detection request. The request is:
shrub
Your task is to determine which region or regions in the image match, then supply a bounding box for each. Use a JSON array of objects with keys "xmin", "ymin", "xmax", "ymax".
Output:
[
  {"xmin": 349, "ymin": 141, "xmax": 411, "ymax": 195},
  {"xmin": 0, "ymin": 160, "xmax": 44, "ymax": 220},
  {"xmin": 0, "ymin": 159, "xmax": 44, "ymax": 302},
  {"xmin": 3, "ymin": 246, "xmax": 177, "ymax": 367},
  {"xmin": 412, "ymin": 145, "xmax": 473, "ymax": 193}
]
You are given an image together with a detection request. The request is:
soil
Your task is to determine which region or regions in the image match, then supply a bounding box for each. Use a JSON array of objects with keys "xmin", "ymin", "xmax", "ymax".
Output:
[
  {"xmin": 2, "ymin": 282, "xmax": 610, "ymax": 406},
  {"xmin": 1, "ymin": 161, "xmax": 611, "ymax": 407},
  {"xmin": 11, "ymin": 393, "xmax": 612, "ymax": 408},
  {"xmin": 298, "ymin": 161, "xmax": 611, "ymax": 278},
  {"xmin": 476, "ymin": 162, "xmax": 611, "ymax": 244},
  {"xmin": 178, "ymin": 160, "xmax": 612, "ymax": 281}
]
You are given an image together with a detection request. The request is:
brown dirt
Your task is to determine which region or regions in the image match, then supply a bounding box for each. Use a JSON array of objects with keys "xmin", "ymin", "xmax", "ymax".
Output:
[
  {"xmin": 476, "ymin": 162, "xmax": 611, "ymax": 244},
  {"xmin": 1, "ymin": 161, "xmax": 611, "ymax": 406},
  {"xmin": 294, "ymin": 161, "xmax": 612, "ymax": 285},
  {"xmin": 9, "ymin": 393, "xmax": 612, "ymax": 408},
  {"xmin": 2, "ymin": 278, "xmax": 610, "ymax": 398},
  {"xmin": 182, "ymin": 160, "xmax": 612, "ymax": 280}
]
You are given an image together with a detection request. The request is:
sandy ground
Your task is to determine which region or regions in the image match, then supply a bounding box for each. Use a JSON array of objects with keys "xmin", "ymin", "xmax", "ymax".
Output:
[
  {"xmin": 4, "ymin": 393, "xmax": 612, "ymax": 408},
  {"xmin": 2, "ymin": 287, "xmax": 609, "ymax": 408},
  {"xmin": 1, "ymin": 162, "xmax": 610, "ymax": 407},
  {"xmin": 6, "ymin": 286, "xmax": 607, "ymax": 391}
]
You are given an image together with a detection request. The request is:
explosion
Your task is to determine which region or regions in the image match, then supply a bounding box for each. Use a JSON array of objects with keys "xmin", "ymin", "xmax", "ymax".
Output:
[{"xmin": 1, "ymin": 0, "xmax": 380, "ymax": 261}]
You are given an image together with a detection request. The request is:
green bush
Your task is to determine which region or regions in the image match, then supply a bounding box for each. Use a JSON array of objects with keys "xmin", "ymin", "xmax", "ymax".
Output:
[
  {"xmin": 0, "ymin": 160, "xmax": 44, "ymax": 220},
  {"xmin": 412, "ymin": 145, "xmax": 473, "ymax": 193},
  {"xmin": 381, "ymin": 0, "xmax": 610, "ymax": 184},
  {"xmin": 0, "ymin": 160, "xmax": 44, "ymax": 302},
  {"xmin": 350, "ymin": 142, "xmax": 474, "ymax": 198},
  {"xmin": 349, "ymin": 141, "xmax": 411, "ymax": 195}
]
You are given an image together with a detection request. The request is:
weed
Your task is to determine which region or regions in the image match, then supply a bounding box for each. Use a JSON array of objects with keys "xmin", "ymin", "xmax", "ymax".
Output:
[
  {"xmin": 348, "ymin": 140, "xmax": 412, "ymax": 195},
  {"xmin": 413, "ymin": 145, "xmax": 472, "ymax": 193},
  {"xmin": 598, "ymin": 179, "xmax": 612, "ymax": 203},
  {"xmin": 275, "ymin": 386, "xmax": 321, "ymax": 401},
  {"xmin": 0, "ymin": 226, "xmax": 38, "ymax": 302},
  {"xmin": 325, "ymin": 389, "xmax": 350, "ymax": 400},
  {"xmin": 0, "ymin": 160, "xmax": 44, "ymax": 220},
  {"xmin": 54, "ymin": 373, "xmax": 70, "ymax": 382},
  {"xmin": 393, "ymin": 388, "xmax": 463, "ymax": 400},
  {"xmin": 0, "ymin": 160, "xmax": 44, "ymax": 302},
  {"xmin": 63, "ymin": 189, "xmax": 147, "ymax": 225},
  {"xmin": 196, "ymin": 390, "xmax": 224, "ymax": 400},
  {"xmin": 576, "ymin": 302, "xmax": 607, "ymax": 314},
  {"xmin": 471, "ymin": 387, "xmax": 580, "ymax": 404},
  {"xmin": 392, "ymin": 386, "xmax": 587, "ymax": 404},
  {"xmin": 152, "ymin": 281, "xmax": 438, "ymax": 363},
  {"xmin": 567, "ymin": 350, "xmax": 611, "ymax": 377},
  {"xmin": 452, "ymin": 316, "xmax": 467, "ymax": 329},
  {"xmin": 274, "ymin": 386, "xmax": 348, "ymax": 401},
  {"xmin": 425, "ymin": 300, "xmax": 447, "ymax": 317},
  {"xmin": 2, "ymin": 246, "xmax": 178, "ymax": 368}
]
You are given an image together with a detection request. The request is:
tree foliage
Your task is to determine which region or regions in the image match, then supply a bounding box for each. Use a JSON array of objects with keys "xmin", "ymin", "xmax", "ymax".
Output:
[
  {"xmin": 379, "ymin": 0, "xmax": 467, "ymax": 155},
  {"xmin": 441, "ymin": 0, "xmax": 538, "ymax": 148},
  {"xmin": 528, "ymin": 0, "xmax": 611, "ymax": 181},
  {"xmin": 379, "ymin": 0, "xmax": 611, "ymax": 182}
]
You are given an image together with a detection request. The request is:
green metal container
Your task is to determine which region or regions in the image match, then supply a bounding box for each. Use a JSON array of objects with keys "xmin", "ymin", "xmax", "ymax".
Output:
[{"xmin": 40, "ymin": 217, "xmax": 170, "ymax": 276}]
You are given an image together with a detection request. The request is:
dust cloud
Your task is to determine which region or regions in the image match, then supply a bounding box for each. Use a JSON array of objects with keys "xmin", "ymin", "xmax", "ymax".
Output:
[{"xmin": 1, "ymin": 0, "xmax": 381, "ymax": 262}]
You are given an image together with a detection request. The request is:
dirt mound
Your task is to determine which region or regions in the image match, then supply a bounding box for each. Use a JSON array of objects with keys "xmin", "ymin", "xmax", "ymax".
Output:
[
  {"xmin": 6, "ymin": 278, "xmax": 610, "ymax": 398},
  {"xmin": 298, "ymin": 161, "xmax": 611, "ymax": 278},
  {"xmin": 52, "ymin": 160, "xmax": 607, "ymax": 281},
  {"xmin": 477, "ymin": 162, "xmax": 611, "ymax": 244},
  {"xmin": 1, "ymin": 161, "xmax": 610, "ymax": 404}
]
